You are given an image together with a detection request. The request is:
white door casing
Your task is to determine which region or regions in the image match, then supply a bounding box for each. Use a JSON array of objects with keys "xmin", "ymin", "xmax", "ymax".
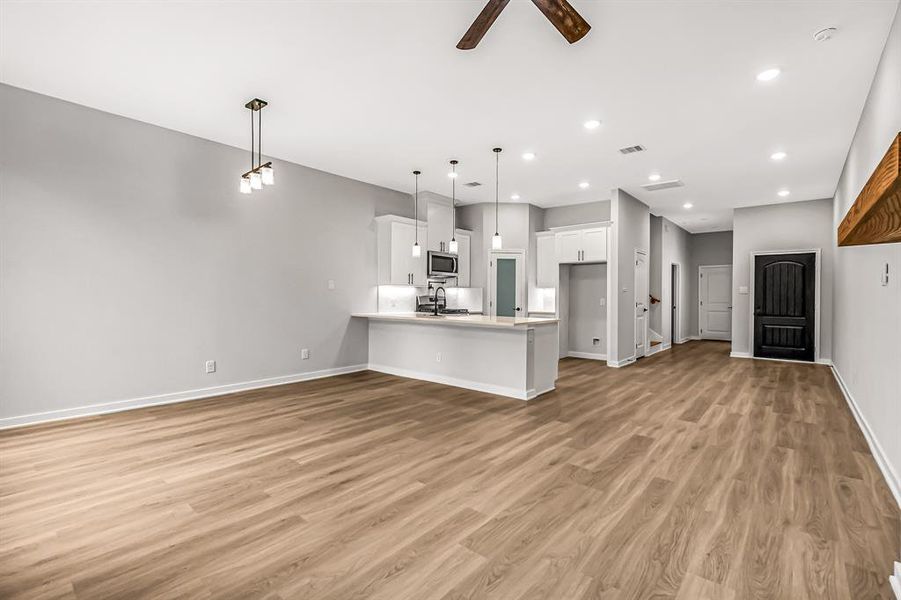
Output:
[
  {"xmin": 699, "ymin": 265, "xmax": 732, "ymax": 340},
  {"xmin": 634, "ymin": 250, "xmax": 649, "ymax": 358}
]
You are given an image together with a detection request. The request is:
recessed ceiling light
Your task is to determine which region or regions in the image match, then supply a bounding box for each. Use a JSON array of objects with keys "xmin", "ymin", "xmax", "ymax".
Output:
[
  {"xmin": 770, "ymin": 151, "xmax": 787, "ymax": 161},
  {"xmin": 777, "ymin": 189, "xmax": 791, "ymax": 197},
  {"xmin": 583, "ymin": 120, "xmax": 601, "ymax": 130},
  {"xmin": 511, "ymin": 193, "xmax": 520, "ymax": 200},
  {"xmin": 522, "ymin": 152, "xmax": 536, "ymax": 161},
  {"xmin": 579, "ymin": 181, "xmax": 590, "ymax": 189},
  {"xmin": 683, "ymin": 202, "xmax": 693, "ymax": 209},
  {"xmin": 756, "ymin": 68, "xmax": 781, "ymax": 82},
  {"xmin": 648, "ymin": 173, "xmax": 661, "ymax": 182},
  {"xmin": 813, "ymin": 27, "xmax": 836, "ymax": 42},
  {"xmin": 447, "ymin": 171, "xmax": 458, "ymax": 178}
]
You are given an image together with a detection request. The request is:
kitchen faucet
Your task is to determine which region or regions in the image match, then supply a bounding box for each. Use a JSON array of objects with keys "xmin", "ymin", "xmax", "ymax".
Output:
[{"xmin": 433, "ymin": 287, "xmax": 446, "ymax": 316}]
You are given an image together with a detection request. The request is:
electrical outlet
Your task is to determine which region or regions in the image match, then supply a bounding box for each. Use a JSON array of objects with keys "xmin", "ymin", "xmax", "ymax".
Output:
[
  {"xmin": 592, "ymin": 338, "xmax": 600, "ymax": 346},
  {"xmin": 205, "ymin": 360, "xmax": 216, "ymax": 374},
  {"xmin": 327, "ymin": 279, "xmax": 336, "ymax": 290},
  {"xmin": 436, "ymin": 352, "xmax": 441, "ymax": 363},
  {"xmin": 599, "ymin": 297, "xmax": 606, "ymax": 307},
  {"xmin": 301, "ymin": 348, "xmax": 310, "ymax": 360}
]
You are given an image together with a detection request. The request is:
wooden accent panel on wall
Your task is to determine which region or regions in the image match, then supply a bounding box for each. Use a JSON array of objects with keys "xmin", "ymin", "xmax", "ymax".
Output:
[{"xmin": 838, "ymin": 132, "xmax": 901, "ymax": 246}]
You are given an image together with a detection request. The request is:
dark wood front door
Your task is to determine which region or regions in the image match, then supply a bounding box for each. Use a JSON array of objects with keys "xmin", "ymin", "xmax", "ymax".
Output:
[{"xmin": 753, "ymin": 253, "xmax": 816, "ymax": 362}]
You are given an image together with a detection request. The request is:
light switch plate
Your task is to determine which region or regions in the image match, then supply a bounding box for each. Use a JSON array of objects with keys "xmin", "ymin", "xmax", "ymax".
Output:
[
  {"xmin": 205, "ymin": 360, "xmax": 216, "ymax": 373},
  {"xmin": 881, "ymin": 263, "xmax": 889, "ymax": 286},
  {"xmin": 327, "ymin": 279, "xmax": 336, "ymax": 290}
]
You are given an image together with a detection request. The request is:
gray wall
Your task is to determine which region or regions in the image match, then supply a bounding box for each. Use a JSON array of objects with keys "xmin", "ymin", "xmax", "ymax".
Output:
[
  {"xmin": 543, "ymin": 200, "xmax": 610, "ymax": 229},
  {"xmin": 661, "ymin": 218, "xmax": 691, "ymax": 346},
  {"xmin": 689, "ymin": 231, "xmax": 733, "ymax": 338},
  {"xmin": 831, "ymin": 2, "xmax": 901, "ymax": 498},
  {"xmin": 610, "ymin": 189, "xmax": 650, "ymax": 363},
  {"xmin": 731, "ymin": 199, "xmax": 834, "ymax": 360},
  {"xmin": 567, "ymin": 264, "xmax": 607, "ymax": 355},
  {"xmin": 0, "ymin": 84, "xmax": 411, "ymax": 423},
  {"xmin": 648, "ymin": 216, "xmax": 663, "ymax": 334}
]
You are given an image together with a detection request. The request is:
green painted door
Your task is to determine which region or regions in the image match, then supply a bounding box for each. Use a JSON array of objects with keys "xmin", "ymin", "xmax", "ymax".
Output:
[{"xmin": 496, "ymin": 258, "xmax": 517, "ymax": 317}]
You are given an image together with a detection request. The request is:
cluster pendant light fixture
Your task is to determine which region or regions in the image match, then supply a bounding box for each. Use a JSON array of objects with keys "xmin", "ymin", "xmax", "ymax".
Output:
[
  {"xmin": 239, "ymin": 98, "xmax": 274, "ymax": 194},
  {"xmin": 448, "ymin": 160, "xmax": 459, "ymax": 254},
  {"xmin": 492, "ymin": 147, "xmax": 503, "ymax": 250},
  {"xmin": 412, "ymin": 170, "xmax": 422, "ymax": 258}
]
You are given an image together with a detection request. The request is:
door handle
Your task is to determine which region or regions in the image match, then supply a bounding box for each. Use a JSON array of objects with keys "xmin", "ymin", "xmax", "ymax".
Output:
[{"xmin": 515, "ymin": 307, "xmax": 522, "ymax": 312}]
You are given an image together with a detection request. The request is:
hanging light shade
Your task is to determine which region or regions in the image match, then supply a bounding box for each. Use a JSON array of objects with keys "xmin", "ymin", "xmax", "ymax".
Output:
[
  {"xmin": 239, "ymin": 98, "xmax": 274, "ymax": 194},
  {"xmin": 492, "ymin": 147, "xmax": 503, "ymax": 250},
  {"xmin": 261, "ymin": 165, "xmax": 274, "ymax": 186},
  {"xmin": 412, "ymin": 170, "xmax": 422, "ymax": 258},
  {"xmin": 448, "ymin": 159, "xmax": 458, "ymax": 254}
]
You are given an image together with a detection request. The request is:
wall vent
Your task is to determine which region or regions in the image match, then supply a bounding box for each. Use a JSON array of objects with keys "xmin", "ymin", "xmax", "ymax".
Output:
[
  {"xmin": 463, "ymin": 181, "xmax": 482, "ymax": 187},
  {"xmin": 641, "ymin": 179, "xmax": 684, "ymax": 191},
  {"xmin": 619, "ymin": 144, "xmax": 646, "ymax": 154}
]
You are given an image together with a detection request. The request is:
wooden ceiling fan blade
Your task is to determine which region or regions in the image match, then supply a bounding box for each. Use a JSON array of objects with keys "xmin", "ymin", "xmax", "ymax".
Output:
[
  {"xmin": 457, "ymin": 0, "xmax": 510, "ymax": 50},
  {"xmin": 530, "ymin": 0, "xmax": 591, "ymax": 44}
]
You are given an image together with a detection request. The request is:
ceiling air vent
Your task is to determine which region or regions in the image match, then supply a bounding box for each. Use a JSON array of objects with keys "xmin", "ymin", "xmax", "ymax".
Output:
[
  {"xmin": 641, "ymin": 179, "xmax": 684, "ymax": 191},
  {"xmin": 464, "ymin": 181, "xmax": 482, "ymax": 187},
  {"xmin": 619, "ymin": 144, "xmax": 646, "ymax": 154}
]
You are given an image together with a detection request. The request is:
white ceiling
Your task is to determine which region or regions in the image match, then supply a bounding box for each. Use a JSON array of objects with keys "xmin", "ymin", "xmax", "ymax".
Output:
[{"xmin": 1, "ymin": 1, "xmax": 895, "ymax": 232}]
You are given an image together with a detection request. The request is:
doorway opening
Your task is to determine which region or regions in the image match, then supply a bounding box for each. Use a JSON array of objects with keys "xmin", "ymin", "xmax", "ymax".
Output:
[
  {"xmin": 634, "ymin": 250, "xmax": 648, "ymax": 359},
  {"xmin": 670, "ymin": 263, "xmax": 679, "ymax": 345}
]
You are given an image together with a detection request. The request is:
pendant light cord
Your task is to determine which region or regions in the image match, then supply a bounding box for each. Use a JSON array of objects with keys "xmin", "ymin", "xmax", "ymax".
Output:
[
  {"xmin": 451, "ymin": 161, "xmax": 457, "ymax": 241},
  {"xmin": 495, "ymin": 149, "xmax": 500, "ymax": 235},
  {"xmin": 258, "ymin": 109, "xmax": 262, "ymax": 170},
  {"xmin": 250, "ymin": 108, "xmax": 254, "ymax": 172},
  {"xmin": 414, "ymin": 171, "xmax": 419, "ymax": 244}
]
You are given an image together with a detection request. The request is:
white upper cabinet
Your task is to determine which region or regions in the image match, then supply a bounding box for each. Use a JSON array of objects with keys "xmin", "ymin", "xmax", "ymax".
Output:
[
  {"xmin": 377, "ymin": 216, "xmax": 427, "ymax": 286},
  {"xmin": 536, "ymin": 233, "xmax": 556, "ymax": 288},
  {"xmin": 427, "ymin": 199, "xmax": 454, "ymax": 253},
  {"xmin": 555, "ymin": 230, "xmax": 582, "ymax": 264},
  {"xmin": 581, "ymin": 227, "xmax": 607, "ymax": 262},
  {"xmin": 454, "ymin": 230, "xmax": 471, "ymax": 287},
  {"xmin": 553, "ymin": 224, "xmax": 609, "ymax": 264}
]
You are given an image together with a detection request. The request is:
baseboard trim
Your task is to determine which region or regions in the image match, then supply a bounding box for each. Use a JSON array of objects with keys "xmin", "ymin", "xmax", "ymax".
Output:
[
  {"xmin": 567, "ymin": 351, "xmax": 607, "ymax": 361},
  {"xmin": 830, "ymin": 366, "xmax": 901, "ymax": 511},
  {"xmin": 730, "ymin": 352, "xmax": 833, "ymax": 367},
  {"xmin": 607, "ymin": 356, "xmax": 636, "ymax": 368},
  {"xmin": 367, "ymin": 363, "xmax": 538, "ymax": 401},
  {"xmin": 0, "ymin": 364, "xmax": 369, "ymax": 430}
]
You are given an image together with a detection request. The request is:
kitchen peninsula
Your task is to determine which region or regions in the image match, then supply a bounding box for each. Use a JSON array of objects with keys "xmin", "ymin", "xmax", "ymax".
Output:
[{"xmin": 352, "ymin": 313, "xmax": 559, "ymax": 400}]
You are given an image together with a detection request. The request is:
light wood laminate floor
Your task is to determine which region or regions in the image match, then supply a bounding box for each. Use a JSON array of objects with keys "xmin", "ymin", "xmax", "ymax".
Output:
[{"xmin": 1, "ymin": 341, "xmax": 898, "ymax": 599}]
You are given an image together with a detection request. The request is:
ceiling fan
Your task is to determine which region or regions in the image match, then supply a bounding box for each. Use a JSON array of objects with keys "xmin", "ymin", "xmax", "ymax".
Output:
[{"xmin": 457, "ymin": 0, "xmax": 591, "ymax": 50}]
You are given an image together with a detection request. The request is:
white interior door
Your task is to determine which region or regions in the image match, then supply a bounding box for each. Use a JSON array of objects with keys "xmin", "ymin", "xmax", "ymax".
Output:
[
  {"xmin": 489, "ymin": 252, "xmax": 525, "ymax": 317},
  {"xmin": 634, "ymin": 251, "xmax": 648, "ymax": 358},
  {"xmin": 699, "ymin": 265, "xmax": 732, "ymax": 340}
]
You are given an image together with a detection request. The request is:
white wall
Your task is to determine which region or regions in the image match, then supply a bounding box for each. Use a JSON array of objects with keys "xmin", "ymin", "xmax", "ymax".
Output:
[
  {"xmin": 661, "ymin": 218, "xmax": 691, "ymax": 346},
  {"xmin": 831, "ymin": 2, "xmax": 901, "ymax": 502},
  {"xmin": 543, "ymin": 200, "xmax": 610, "ymax": 229},
  {"xmin": 0, "ymin": 84, "xmax": 412, "ymax": 424},
  {"xmin": 610, "ymin": 189, "xmax": 650, "ymax": 364},
  {"xmin": 688, "ymin": 231, "xmax": 733, "ymax": 338},
  {"xmin": 731, "ymin": 199, "xmax": 834, "ymax": 361},
  {"xmin": 567, "ymin": 264, "xmax": 607, "ymax": 356}
]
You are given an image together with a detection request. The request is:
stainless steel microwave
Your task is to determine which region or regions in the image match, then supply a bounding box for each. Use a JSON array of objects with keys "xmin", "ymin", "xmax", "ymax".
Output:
[{"xmin": 427, "ymin": 251, "xmax": 458, "ymax": 278}]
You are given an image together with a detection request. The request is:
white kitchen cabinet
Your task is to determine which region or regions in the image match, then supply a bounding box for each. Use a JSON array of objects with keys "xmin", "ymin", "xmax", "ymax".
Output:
[
  {"xmin": 454, "ymin": 230, "xmax": 471, "ymax": 287},
  {"xmin": 554, "ymin": 226, "xmax": 608, "ymax": 264},
  {"xmin": 581, "ymin": 227, "xmax": 607, "ymax": 262},
  {"xmin": 555, "ymin": 230, "xmax": 582, "ymax": 264},
  {"xmin": 427, "ymin": 202, "xmax": 454, "ymax": 252},
  {"xmin": 536, "ymin": 233, "xmax": 556, "ymax": 288},
  {"xmin": 377, "ymin": 216, "xmax": 427, "ymax": 286}
]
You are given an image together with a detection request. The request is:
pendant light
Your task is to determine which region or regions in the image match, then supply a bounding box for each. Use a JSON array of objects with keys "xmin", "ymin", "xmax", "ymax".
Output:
[
  {"xmin": 448, "ymin": 160, "xmax": 459, "ymax": 254},
  {"xmin": 412, "ymin": 170, "xmax": 422, "ymax": 258},
  {"xmin": 239, "ymin": 98, "xmax": 274, "ymax": 194},
  {"xmin": 492, "ymin": 147, "xmax": 503, "ymax": 250}
]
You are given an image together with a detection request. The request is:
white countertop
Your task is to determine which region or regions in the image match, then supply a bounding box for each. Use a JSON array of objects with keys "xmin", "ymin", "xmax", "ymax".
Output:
[{"xmin": 351, "ymin": 312, "xmax": 558, "ymax": 329}]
